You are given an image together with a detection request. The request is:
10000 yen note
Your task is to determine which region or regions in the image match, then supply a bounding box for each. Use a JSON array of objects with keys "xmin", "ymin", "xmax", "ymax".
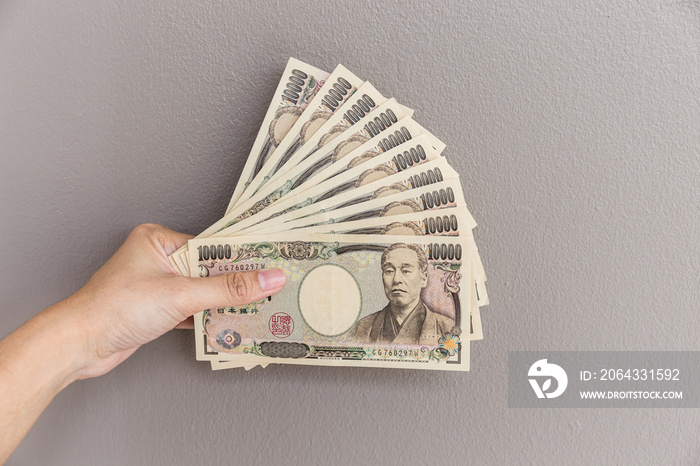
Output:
[
  {"xmin": 170, "ymin": 175, "xmax": 465, "ymax": 277},
  {"xmin": 250, "ymin": 179, "xmax": 466, "ymax": 234},
  {"xmin": 226, "ymin": 58, "xmax": 329, "ymax": 211},
  {"xmin": 229, "ymin": 65, "xmax": 364, "ymax": 212},
  {"xmin": 211, "ymin": 302, "xmax": 482, "ymax": 372},
  {"xmin": 223, "ymin": 119, "xmax": 447, "ymax": 233},
  {"xmin": 246, "ymin": 97, "xmax": 416, "ymax": 209},
  {"xmin": 210, "ymin": 208, "xmax": 485, "ymax": 372},
  {"xmin": 215, "ymin": 135, "xmax": 444, "ymax": 234},
  {"xmin": 292, "ymin": 207, "xmax": 488, "ymax": 309},
  {"xmin": 211, "ymin": 99, "xmax": 422, "ymax": 236},
  {"xmin": 289, "ymin": 207, "xmax": 487, "ymax": 311},
  {"xmin": 233, "ymin": 156, "xmax": 459, "ymax": 236},
  {"xmin": 169, "ymin": 97, "xmax": 415, "ymax": 274},
  {"xmin": 189, "ymin": 234, "xmax": 474, "ymax": 371},
  {"xmin": 210, "ymin": 361, "xmax": 270, "ymax": 371},
  {"xmin": 169, "ymin": 59, "xmax": 328, "ymax": 274},
  {"xmin": 239, "ymin": 81, "xmax": 388, "ymax": 205},
  {"xmin": 231, "ymin": 95, "xmax": 413, "ymax": 221},
  {"xmin": 209, "ymin": 218, "xmax": 484, "ymax": 371},
  {"xmin": 279, "ymin": 117, "xmax": 446, "ymax": 197},
  {"xmin": 294, "ymin": 206, "xmax": 476, "ymax": 237},
  {"xmin": 230, "ymin": 91, "xmax": 411, "ymax": 228}
]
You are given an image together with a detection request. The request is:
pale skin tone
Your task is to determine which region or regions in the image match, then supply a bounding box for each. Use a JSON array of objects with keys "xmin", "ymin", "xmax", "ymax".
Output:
[
  {"xmin": 0, "ymin": 224, "xmax": 287, "ymax": 463},
  {"xmin": 381, "ymin": 248, "xmax": 428, "ymax": 324}
]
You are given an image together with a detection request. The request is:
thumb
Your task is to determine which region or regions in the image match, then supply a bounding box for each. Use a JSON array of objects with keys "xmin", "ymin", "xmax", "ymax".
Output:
[{"xmin": 183, "ymin": 268, "xmax": 287, "ymax": 314}]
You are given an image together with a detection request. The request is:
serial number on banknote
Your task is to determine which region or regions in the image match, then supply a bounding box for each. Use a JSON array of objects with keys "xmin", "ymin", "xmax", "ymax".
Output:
[
  {"xmin": 367, "ymin": 348, "xmax": 428, "ymax": 358},
  {"xmin": 216, "ymin": 263, "xmax": 267, "ymax": 272}
]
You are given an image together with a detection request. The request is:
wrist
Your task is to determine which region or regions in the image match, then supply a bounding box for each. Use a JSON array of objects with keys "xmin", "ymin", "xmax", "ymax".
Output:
[
  {"xmin": 5, "ymin": 299, "xmax": 91, "ymax": 390},
  {"xmin": 0, "ymin": 300, "xmax": 88, "ymax": 462}
]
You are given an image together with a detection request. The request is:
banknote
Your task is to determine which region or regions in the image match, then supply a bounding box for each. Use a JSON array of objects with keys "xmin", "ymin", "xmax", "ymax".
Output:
[
  {"xmin": 211, "ymin": 360, "xmax": 263, "ymax": 371},
  {"xmin": 210, "ymin": 307, "xmax": 482, "ymax": 371},
  {"xmin": 209, "ymin": 210, "xmax": 484, "ymax": 371},
  {"xmin": 210, "ymin": 361, "xmax": 270, "ymax": 371},
  {"xmin": 292, "ymin": 207, "xmax": 488, "ymax": 309},
  {"xmin": 189, "ymin": 234, "xmax": 474, "ymax": 371},
  {"xmin": 281, "ymin": 117, "xmax": 446, "ymax": 195},
  {"xmin": 209, "ymin": 235, "xmax": 485, "ymax": 371},
  {"xmin": 168, "ymin": 97, "xmax": 415, "ymax": 273},
  {"xmin": 232, "ymin": 157, "xmax": 460, "ymax": 236},
  {"xmin": 213, "ymin": 99, "xmax": 424, "ymax": 234},
  {"xmin": 293, "ymin": 206, "xmax": 475, "ymax": 236},
  {"xmin": 215, "ymin": 135, "xmax": 444, "ymax": 234},
  {"xmin": 239, "ymin": 81, "xmax": 388, "ymax": 205},
  {"xmin": 210, "ymin": 310, "xmax": 482, "ymax": 371},
  {"xmin": 235, "ymin": 94, "xmax": 413, "ymax": 211},
  {"xmin": 226, "ymin": 58, "xmax": 329, "ymax": 211},
  {"xmin": 206, "ymin": 239, "xmax": 483, "ymax": 371},
  {"xmin": 228, "ymin": 64, "xmax": 364, "ymax": 213},
  {"xmin": 290, "ymin": 206, "xmax": 487, "ymax": 309},
  {"xmin": 251, "ymin": 178, "xmax": 465, "ymax": 233},
  {"xmin": 169, "ymin": 175, "xmax": 466, "ymax": 277},
  {"xmin": 224, "ymin": 119, "xmax": 446, "ymax": 234},
  {"xmin": 259, "ymin": 96, "xmax": 415, "ymax": 194}
]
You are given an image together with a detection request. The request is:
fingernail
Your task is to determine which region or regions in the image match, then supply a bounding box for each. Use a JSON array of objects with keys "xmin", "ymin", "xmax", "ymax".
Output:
[{"xmin": 258, "ymin": 268, "xmax": 286, "ymax": 291}]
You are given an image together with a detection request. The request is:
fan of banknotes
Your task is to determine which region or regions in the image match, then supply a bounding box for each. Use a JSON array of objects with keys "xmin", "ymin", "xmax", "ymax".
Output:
[{"xmin": 168, "ymin": 58, "xmax": 489, "ymax": 371}]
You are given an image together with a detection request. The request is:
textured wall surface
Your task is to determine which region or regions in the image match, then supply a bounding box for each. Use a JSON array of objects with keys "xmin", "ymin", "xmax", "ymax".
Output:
[{"xmin": 2, "ymin": 0, "xmax": 699, "ymax": 464}]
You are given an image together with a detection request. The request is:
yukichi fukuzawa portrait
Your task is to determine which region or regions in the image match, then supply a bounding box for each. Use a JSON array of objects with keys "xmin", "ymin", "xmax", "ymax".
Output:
[{"xmin": 352, "ymin": 243, "xmax": 453, "ymax": 345}]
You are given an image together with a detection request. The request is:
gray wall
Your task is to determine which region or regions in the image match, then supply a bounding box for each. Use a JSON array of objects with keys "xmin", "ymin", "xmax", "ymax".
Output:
[{"xmin": 2, "ymin": 0, "xmax": 699, "ymax": 464}]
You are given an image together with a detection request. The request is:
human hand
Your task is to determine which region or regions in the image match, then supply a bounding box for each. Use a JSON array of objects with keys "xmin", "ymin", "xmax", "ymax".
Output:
[
  {"xmin": 49, "ymin": 223, "xmax": 287, "ymax": 380},
  {"xmin": 0, "ymin": 223, "xmax": 287, "ymax": 461}
]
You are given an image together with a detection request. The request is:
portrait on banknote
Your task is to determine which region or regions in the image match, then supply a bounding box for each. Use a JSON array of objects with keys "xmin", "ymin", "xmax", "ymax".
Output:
[{"xmin": 352, "ymin": 243, "xmax": 454, "ymax": 345}]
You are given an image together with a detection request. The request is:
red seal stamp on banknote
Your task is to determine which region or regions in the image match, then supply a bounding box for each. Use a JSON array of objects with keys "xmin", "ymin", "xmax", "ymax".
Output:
[{"xmin": 269, "ymin": 312, "xmax": 294, "ymax": 338}]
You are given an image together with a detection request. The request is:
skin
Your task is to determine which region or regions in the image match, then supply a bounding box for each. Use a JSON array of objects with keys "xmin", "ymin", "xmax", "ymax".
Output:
[
  {"xmin": 381, "ymin": 248, "xmax": 428, "ymax": 324},
  {"xmin": 0, "ymin": 224, "xmax": 286, "ymax": 463}
]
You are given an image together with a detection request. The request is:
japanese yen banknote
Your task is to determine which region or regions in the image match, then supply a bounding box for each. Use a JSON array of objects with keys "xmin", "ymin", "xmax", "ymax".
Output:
[
  {"xmin": 189, "ymin": 234, "xmax": 475, "ymax": 371},
  {"xmin": 167, "ymin": 58, "xmax": 489, "ymax": 372}
]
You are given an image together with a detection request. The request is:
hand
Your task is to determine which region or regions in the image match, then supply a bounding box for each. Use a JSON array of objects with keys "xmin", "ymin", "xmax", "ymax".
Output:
[
  {"xmin": 0, "ymin": 224, "xmax": 286, "ymax": 461},
  {"xmin": 62, "ymin": 223, "xmax": 287, "ymax": 379}
]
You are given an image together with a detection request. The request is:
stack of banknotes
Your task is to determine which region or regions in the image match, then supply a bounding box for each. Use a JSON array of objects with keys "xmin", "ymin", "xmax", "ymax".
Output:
[{"xmin": 168, "ymin": 58, "xmax": 489, "ymax": 371}]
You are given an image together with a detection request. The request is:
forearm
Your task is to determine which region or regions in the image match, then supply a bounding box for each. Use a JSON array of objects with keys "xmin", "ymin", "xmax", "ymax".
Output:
[
  {"xmin": 0, "ymin": 301, "xmax": 84, "ymax": 463},
  {"xmin": 0, "ymin": 224, "xmax": 285, "ymax": 462}
]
